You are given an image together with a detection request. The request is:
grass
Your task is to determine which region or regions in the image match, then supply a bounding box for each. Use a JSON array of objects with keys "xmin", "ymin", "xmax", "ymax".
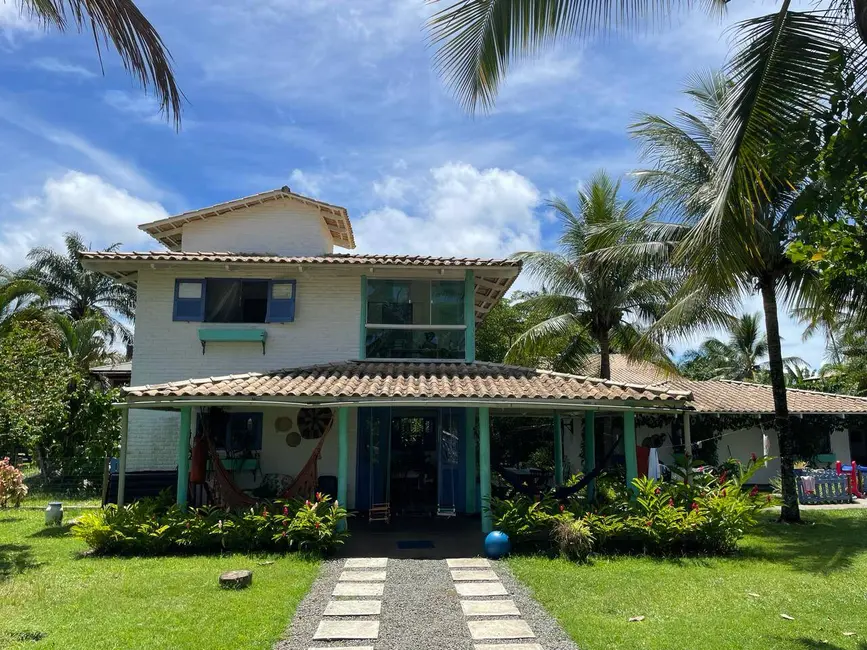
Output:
[
  {"xmin": 0, "ymin": 508, "xmax": 321, "ymax": 649},
  {"xmin": 508, "ymin": 510, "xmax": 867, "ymax": 650}
]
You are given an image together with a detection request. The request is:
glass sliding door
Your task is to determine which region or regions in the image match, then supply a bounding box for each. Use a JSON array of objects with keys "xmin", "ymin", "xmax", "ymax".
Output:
[{"xmin": 437, "ymin": 408, "xmax": 463, "ymax": 516}]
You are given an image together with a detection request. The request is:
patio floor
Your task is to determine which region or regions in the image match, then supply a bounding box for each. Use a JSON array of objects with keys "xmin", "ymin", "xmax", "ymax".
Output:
[{"xmin": 340, "ymin": 515, "xmax": 486, "ymax": 559}]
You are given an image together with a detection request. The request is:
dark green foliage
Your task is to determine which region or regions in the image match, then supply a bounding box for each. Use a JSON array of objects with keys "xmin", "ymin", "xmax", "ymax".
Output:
[
  {"xmin": 490, "ymin": 456, "xmax": 774, "ymax": 556},
  {"xmin": 72, "ymin": 491, "xmax": 349, "ymax": 556}
]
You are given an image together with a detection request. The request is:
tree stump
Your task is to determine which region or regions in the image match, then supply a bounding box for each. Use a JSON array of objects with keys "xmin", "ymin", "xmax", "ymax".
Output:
[{"xmin": 219, "ymin": 570, "xmax": 253, "ymax": 589}]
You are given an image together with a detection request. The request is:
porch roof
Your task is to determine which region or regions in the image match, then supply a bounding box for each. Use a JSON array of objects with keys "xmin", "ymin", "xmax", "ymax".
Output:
[{"xmin": 122, "ymin": 360, "xmax": 693, "ymax": 411}]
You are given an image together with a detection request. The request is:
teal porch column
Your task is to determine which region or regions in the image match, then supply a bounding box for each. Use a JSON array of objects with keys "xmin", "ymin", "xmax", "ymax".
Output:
[
  {"xmin": 337, "ymin": 407, "xmax": 349, "ymax": 529},
  {"xmin": 584, "ymin": 411, "xmax": 596, "ymax": 501},
  {"xmin": 624, "ymin": 410, "xmax": 637, "ymax": 495},
  {"xmin": 478, "ymin": 406, "xmax": 492, "ymax": 533},
  {"xmin": 553, "ymin": 412, "xmax": 564, "ymax": 485},
  {"xmin": 359, "ymin": 275, "xmax": 368, "ymax": 359},
  {"xmin": 465, "ymin": 407, "xmax": 477, "ymax": 513},
  {"xmin": 176, "ymin": 407, "xmax": 191, "ymax": 508},
  {"xmin": 464, "ymin": 270, "xmax": 475, "ymax": 363}
]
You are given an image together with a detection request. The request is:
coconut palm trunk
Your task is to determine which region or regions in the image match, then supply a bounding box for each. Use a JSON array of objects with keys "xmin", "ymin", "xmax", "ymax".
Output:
[{"xmin": 759, "ymin": 276, "xmax": 800, "ymax": 521}]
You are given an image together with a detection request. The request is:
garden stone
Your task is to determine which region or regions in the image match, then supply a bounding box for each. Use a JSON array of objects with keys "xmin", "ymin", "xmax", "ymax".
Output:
[
  {"xmin": 219, "ymin": 570, "xmax": 253, "ymax": 589},
  {"xmin": 467, "ymin": 619, "xmax": 535, "ymax": 640}
]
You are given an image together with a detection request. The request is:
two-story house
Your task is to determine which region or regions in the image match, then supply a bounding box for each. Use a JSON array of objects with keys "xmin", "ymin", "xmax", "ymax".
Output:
[{"xmin": 82, "ymin": 187, "xmax": 707, "ymax": 532}]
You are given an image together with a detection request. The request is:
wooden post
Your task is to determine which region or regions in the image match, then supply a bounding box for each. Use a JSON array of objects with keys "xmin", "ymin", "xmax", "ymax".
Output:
[
  {"xmin": 100, "ymin": 456, "xmax": 111, "ymax": 506},
  {"xmin": 177, "ymin": 407, "xmax": 191, "ymax": 508},
  {"xmin": 464, "ymin": 407, "xmax": 477, "ymax": 513},
  {"xmin": 553, "ymin": 412, "xmax": 564, "ymax": 485},
  {"xmin": 464, "ymin": 270, "xmax": 475, "ymax": 363},
  {"xmin": 337, "ymin": 407, "xmax": 349, "ymax": 530},
  {"xmin": 683, "ymin": 411, "xmax": 692, "ymax": 485},
  {"xmin": 117, "ymin": 407, "xmax": 129, "ymax": 507},
  {"xmin": 584, "ymin": 412, "xmax": 596, "ymax": 501},
  {"xmin": 624, "ymin": 410, "xmax": 637, "ymax": 495},
  {"xmin": 479, "ymin": 406, "xmax": 492, "ymax": 533}
]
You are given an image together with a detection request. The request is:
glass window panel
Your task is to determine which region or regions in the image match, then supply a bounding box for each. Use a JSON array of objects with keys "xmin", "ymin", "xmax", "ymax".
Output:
[
  {"xmin": 177, "ymin": 281, "xmax": 203, "ymax": 299},
  {"xmin": 365, "ymin": 328, "xmax": 465, "ymax": 359},
  {"xmin": 204, "ymin": 279, "xmax": 268, "ymax": 323},
  {"xmin": 409, "ymin": 280, "xmax": 431, "ymax": 325},
  {"xmin": 431, "ymin": 280, "xmax": 465, "ymax": 325},
  {"xmin": 367, "ymin": 280, "xmax": 412, "ymax": 324},
  {"xmin": 271, "ymin": 282, "xmax": 294, "ymax": 299}
]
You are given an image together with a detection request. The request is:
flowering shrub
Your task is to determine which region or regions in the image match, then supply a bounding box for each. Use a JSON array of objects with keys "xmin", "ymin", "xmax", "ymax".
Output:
[
  {"xmin": 73, "ymin": 491, "xmax": 349, "ymax": 556},
  {"xmin": 0, "ymin": 457, "xmax": 28, "ymax": 507},
  {"xmin": 490, "ymin": 456, "xmax": 775, "ymax": 557}
]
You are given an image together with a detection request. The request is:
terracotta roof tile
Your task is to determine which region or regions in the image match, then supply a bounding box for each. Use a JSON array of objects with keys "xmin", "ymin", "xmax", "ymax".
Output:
[
  {"xmin": 581, "ymin": 354, "xmax": 867, "ymax": 415},
  {"xmin": 123, "ymin": 360, "xmax": 692, "ymax": 407}
]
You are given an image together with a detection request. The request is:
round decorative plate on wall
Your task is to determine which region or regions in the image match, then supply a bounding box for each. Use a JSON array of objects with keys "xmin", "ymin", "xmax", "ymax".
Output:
[
  {"xmin": 285, "ymin": 431, "xmax": 302, "ymax": 448},
  {"xmin": 297, "ymin": 408, "xmax": 334, "ymax": 440},
  {"xmin": 275, "ymin": 416, "xmax": 293, "ymax": 433}
]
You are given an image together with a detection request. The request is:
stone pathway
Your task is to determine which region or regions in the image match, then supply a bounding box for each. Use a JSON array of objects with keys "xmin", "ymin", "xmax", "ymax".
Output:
[{"xmin": 275, "ymin": 557, "xmax": 578, "ymax": 650}]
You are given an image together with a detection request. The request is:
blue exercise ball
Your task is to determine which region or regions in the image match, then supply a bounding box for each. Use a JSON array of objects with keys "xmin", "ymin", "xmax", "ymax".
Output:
[{"xmin": 484, "ymin": 530, "xmax": 511, "ymax": 559}]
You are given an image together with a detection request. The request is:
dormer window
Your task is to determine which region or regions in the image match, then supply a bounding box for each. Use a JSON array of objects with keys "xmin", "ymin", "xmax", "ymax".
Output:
[{"xmin": 173, "ymin": 278, "xmax": 296, "ymax": 323}]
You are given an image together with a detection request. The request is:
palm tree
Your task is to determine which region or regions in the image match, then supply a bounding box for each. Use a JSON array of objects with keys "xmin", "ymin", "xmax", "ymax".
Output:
[
  {"xmin": 17, "ymin": 0, "xmax": 182, "ymax": 126},
  {"xmin": 591, "ymin": 72, "xmax": 824, "ymax": 521},
  {"xmin": 505, "ymin": 171, "xmax": 675, "ymax": 379},
  {"xmin": 25, "ymin": 232, "xmax": 136, "ymax": 344},
  {"xmin": 681, "ymin": 312, "xmax": 806, "ymax": 381},
  {"xmin": 427, "ymin": 0, "xmax": 865, "ymax": 268},
  {"xmin": 49, "ymin": 312, "xmax": 116, "ymax": 371},
  {"xmin": 0, "ymin": 267, "xmax": 47, "ymax": 336}
]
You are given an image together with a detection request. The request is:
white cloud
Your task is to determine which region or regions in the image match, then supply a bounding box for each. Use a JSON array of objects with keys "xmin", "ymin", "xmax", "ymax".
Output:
[
  {"xmin": 288, "ymin": 169, "xmax": 322, "ymax": 197},
  {"xmin": 32, "ymin": 57, "xmax": 96, "ymax": 78},
  {"xmin": 102, "ymin": 90, "xmax": 176, "ymax": 127},
  {"xmin": 2, "ymin": 171, "xmax": 168, "ymax": 269},
  {"xmin": 0, "ymin": 2, "xmax": 38, "ymax": 36},
  {"xmin": 372, "ymin": 175, "xmax": 411, "ymax": 204},
  {"xmin": 354, "ymin": 162, "xmax": 541, "ymax": 259}
]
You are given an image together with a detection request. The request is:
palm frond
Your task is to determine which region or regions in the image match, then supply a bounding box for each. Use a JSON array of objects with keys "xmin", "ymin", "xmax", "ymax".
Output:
[{"xmin": 22, "ymin": 0, "xmax": 182, "ymax": 127}]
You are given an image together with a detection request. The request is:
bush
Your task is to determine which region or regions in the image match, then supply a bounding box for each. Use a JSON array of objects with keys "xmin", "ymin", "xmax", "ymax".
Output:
[
  {"xmin": 73, "ymin": 491, "xmax": 349, "ymax": 556},
  {"xmin": 490, "ymin": 455, "xmax": 775, "ymax": 558},
  {"xmin": 0, "ymin": 457, "xmax": 28, "ymax": 507}
]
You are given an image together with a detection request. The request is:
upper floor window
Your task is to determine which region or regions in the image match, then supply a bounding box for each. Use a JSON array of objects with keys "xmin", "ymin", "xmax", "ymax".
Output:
[
  {"xmin": 365, "ymin": 279, "xmax": 465, "ymax": 359},
  {"xmin": 173, "ymin": 278, "xmax": 296, "ymax": 323}
]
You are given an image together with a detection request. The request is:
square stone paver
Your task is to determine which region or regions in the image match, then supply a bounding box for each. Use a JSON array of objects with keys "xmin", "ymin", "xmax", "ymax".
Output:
[
  {"xmin": 451, "ymin": 569, "xmax": 499, "ymax": 581},
  {"xmin": 313, "ymin": 620, "xmax": 380, "ymax": 640},
  {"xmin": 460, "ymin": 599, "xmax": 521, "ymax": 617},
  {"xmin": 309, "ymin": 648, "xmax": 373, "ymax": 650},
  {"xmin": 467, "ymin": 620, "xmax": 535, "ymax": 641},
  {"xmin": 447, "ymin": 558, "xmax": 490, "ymax": 569},
  {"xmin": 324, "ymin": 600, "xmax": 382, "ymax": 616},
  {"xmin": 333, "ymin": 582, "xmax": 385, "ymax": 597},
  {"xmin": 474, "ymin": 645, "xmax": 543, "ymax": 650},
  {"xmin": 339, "ymin": 570, "xmax": 387, "ymax": 582},
  {"xmin": 455, "ymin": 582, "xmax": 508, "ymax": 597},
  {"xmin": 345, "ymin": 557, "xmax": 388, "ymax": 569}
]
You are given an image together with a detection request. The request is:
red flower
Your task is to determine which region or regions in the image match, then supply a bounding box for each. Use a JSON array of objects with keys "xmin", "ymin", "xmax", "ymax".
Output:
[
  {"xmin": 315, "ymin": 492, "xmax": 322, "ymax": 502},
  {"xmin": 721, "ymin": 489, "xmax": 727, "ymax": 497},
  {"xmin": 668, "ymin": 498, "xmax": 674, "ymax": 508},
  {"xmin": 262, "ymin": 509, "xmax": 268, "ymax": 518},
  {"xmin": 315, "ymin": 521, "xmax": 321, "ymax": 529},
  {"xmin": 305, "ymin": 499, "xmax": 311, "ymax": 507},
  {"xmin": 646, "ymin": 520, "xmax": 653, "ymax": 527},
  {"xmin": 654, "ymin": 487, "xmax": 661, "ymax": 495},
  {"xmin": 719, "ymin": 471, "xmax": 727, "ymax": 484},
  {"xmin": 559, "ymin": 504, "xmax": 565, "ymax": 512},
  {"xmin": 766, "ymin": 494, "xmax": 773, "ymax": 503},
  {"xmin": 283, "ymin": 506, "xmax": 289, "ymax": 516},
  {"xmin": 281, "ymin": 531, "xmax": 287, "ymax": 538},
  {"xmin": 691, "ymin": 502, "xmax": 699, "ymax": 512},
  {"xmin": 750, "ymin": 485, "xmax": 759, "ymax": 497},
  {"xmin": 750, "ymin": 452, "xmax": 757, "ymax": 462}
]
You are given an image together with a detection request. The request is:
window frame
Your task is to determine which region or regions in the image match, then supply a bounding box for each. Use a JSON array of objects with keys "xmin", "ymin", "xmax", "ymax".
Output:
[
  {"xmin": 173, "ymin": 277, "xmax": 297, "ymax": 324},
  {"xmin": 364, "ymin": 278, "xmax": 467, "ymax": 361}
]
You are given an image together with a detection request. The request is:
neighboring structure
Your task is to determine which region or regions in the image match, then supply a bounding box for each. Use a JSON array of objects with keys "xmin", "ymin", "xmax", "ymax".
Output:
[
  {"xmin": 90, "ymin": 361, "xmax": 132, "ymax": 387},
  {"xmin": 576, "ymin": 355, "xmax": 867, "ymax": 483}
]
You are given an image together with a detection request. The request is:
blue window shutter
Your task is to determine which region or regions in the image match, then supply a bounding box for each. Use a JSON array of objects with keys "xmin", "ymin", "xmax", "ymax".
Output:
[
  {"xmin": 267, "ymin": 280, "xmax": 296, "ymax": 322},
  {"xmin": 173, "ymin": 279, "xmax": 205, "ymax": 321}
]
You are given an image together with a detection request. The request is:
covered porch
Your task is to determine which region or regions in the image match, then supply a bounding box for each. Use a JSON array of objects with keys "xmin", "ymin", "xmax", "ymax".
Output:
[{"xmin": 116, "ymin": 360, "xmax": 694, "ymax": 533}]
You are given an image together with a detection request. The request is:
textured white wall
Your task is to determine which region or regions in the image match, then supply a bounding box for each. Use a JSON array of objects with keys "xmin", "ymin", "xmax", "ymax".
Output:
[
  {"xmin": 127, "ymin": 265, "xmax": 360, "ymax": 473},
  {"xmin": 181, "ymin": 200, "xmax": 334, "ymax": 255}
]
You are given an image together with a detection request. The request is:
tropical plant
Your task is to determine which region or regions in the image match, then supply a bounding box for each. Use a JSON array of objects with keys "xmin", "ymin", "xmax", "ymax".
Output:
[
  {"xmin": 588, "ymin": 72, "xmax": 828, "ymax": 522},
  {"xmin": 506, "ymin": 171, "xmax": 676, "ymax": 378},
  {"xmin": 17, "ymin": 0, "xmax": 182, "ymax": 125},
  {"xmin": 25, "ymin": 232, "xmax": 136, "ymax": 344},
  {"xmin": 680, "ymin": 312, "xmax": 806, "ymax": 381},
  {"xmin": 0, "ymin": 457, "xmax": 28, "ymax": 507},
  {"xmin": 49, "ymin": 312, "xmax": 116, "ymax": 371},
  {"xmin": 0, "ymin": 267, "xmax": 47, "ymax": 336}
]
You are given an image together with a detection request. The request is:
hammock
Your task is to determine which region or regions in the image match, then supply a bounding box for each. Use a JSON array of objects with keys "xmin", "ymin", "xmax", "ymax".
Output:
[
  {"xmin": 279, "ymin": 428, "xmax": 331, "ymax": 500},
  {"xmin": 205, "ymin": 435, "xmax": 257, "ymax": 509},
  {"xmin": 497, "ymin": 432, "xmax": 625, "ymax": 500}
]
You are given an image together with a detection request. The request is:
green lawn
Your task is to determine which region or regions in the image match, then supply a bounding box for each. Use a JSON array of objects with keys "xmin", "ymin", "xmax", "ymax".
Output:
[
  {"xmin": 508, "ymin": 510, "xmax": 867, "ymax": 650},
  {"xmin": 0, "ymin": 508, "xmax": 320, "ymax": 649}
]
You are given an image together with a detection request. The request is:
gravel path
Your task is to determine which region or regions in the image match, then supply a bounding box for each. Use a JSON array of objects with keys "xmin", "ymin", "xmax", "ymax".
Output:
[{"xmin": 275, "ymin": 557, "xmax": 580, "ymax": 650}]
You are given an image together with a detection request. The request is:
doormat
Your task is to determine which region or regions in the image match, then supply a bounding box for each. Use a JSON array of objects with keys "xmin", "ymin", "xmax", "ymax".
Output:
[{"xmin": 396, "ymin": 540, "xmax": 435, "ymax": 549}]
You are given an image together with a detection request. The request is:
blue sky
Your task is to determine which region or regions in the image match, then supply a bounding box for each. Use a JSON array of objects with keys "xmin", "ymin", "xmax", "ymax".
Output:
[{"xmin": 0, "ymin": 0, "xmax": 828, "ymax": 366}]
